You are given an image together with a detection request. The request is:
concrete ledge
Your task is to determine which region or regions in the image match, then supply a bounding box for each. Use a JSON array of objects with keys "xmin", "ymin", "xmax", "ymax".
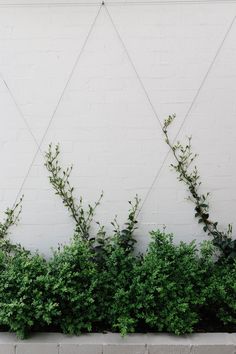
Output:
[{"xmin": 0, "ymin": 333, "xmax": 235, "ymax": 354}]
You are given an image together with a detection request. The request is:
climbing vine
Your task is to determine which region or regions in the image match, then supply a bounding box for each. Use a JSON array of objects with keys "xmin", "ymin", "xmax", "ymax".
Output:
[
  {"xmin": 44, "ymin": 144, "xmax": 103, "ymax": 241},
  {"xmin": 44, "ymin": 144, "xmax": 140, "ymax": 254},
  {"xmin": 111, "ymin": 194, "xmax": 140, "ymax": 253},
  {"xmin": 163, "ymin": 115, "xmax": 236, "ymax": 260},
  {"xmin": 0, "ymin": 196, "xmax": 24, "ymax": 252},
  {"xmin": 0, "ymin": 141, "xmax": 235, "ymax": 338}
]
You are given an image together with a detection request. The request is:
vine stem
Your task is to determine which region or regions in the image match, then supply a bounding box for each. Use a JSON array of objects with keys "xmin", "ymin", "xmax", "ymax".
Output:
[{"xmin": 163, "ymin": 115, "xmax": 235, "ymax": 260}]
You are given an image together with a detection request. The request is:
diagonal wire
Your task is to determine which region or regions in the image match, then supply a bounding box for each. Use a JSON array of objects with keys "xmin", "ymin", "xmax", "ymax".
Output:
[
  {"xmin": 137, "ymin": 13, "xmax": 236, "ymax": 215},
  {"xmin": 0, "ymin": 4, "xmax": 103, "ymax": 155},
  {"xmin": 12, "ymin": 3, "xmax": 103, "ymax": 206},
  {"xmin": 6, "ymin": 1, "xmax": 235, "ymax": 216},
  {"xmin": 104, "ymin": 3, "xmax": 163, "ymax": 129},
  {"xmin": 104, "ymin": 3, "xmax": 236, "ymax": 215},
  {"xmin": 0, "ymin": 75, "xmax": 41, "ymax": 151}
]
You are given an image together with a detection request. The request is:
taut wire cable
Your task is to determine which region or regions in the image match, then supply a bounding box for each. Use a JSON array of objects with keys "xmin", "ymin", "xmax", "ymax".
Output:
[
  {"xmin": 104, "ymin": 3, "xmax": 236, "ymax": 215},
  {"xmin": 104, "ymin": 4, "xmax": 163, "ymax": 127},
  {"xmin": 12, "ymin": 3, "xmax": 102, "ymax": 206},
  {"xmin": 2, "ymin": 1, "xmax": 235, "ymax": 219},
  {"xmin": 0, "ymin": 75, "xmax": 41, "ymax": 151},
  {"xmin": 137, "ymin": 13, "xmax": 236, "ymax": 216}
]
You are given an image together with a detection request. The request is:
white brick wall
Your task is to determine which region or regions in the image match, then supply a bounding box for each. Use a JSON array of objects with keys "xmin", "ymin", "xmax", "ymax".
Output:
[{"xmin": 0, "ymin": 0, "xmax": 235, "ymax": 255}]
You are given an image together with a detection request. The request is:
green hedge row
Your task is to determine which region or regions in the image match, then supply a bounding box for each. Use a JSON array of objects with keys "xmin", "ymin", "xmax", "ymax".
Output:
[
  {"xmin": 0, "ymin": 230, "xmax": 235, "ymax": 339},
  {"xmin": 1, "ymin": 124, "xmax": 235, "ymax": 340}
]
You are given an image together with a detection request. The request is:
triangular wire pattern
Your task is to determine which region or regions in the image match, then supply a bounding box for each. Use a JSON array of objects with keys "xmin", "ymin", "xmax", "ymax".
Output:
[
  {"xmin": 28, "ymin": 5, "xmax": 163, "ymax": 253},
  {"xmin": 105, "ymin": 3, "xmax": 236, "ymax": 217},
  {"xmin": 0, "ymin": 5, "xmax": 101, "ymax": 141},
  {"xmin": 1, "ymin": 4, "xmax": 102, "ymax": 206},
  {"xmin": 137, "ymin": 13, "xmax": 236, "ymax": 215},
  {"xmin": 0, "ymin": 79, "xmax": 37, "ymax": 211},
  {"xmin": 0, "ymin": 4, "xmax": 101, "ymax": 253},
  {"xmin": 0, "ymin": 4, "xmax": 102, "ymax": 205},
  {"xmin": 0, "ymin": 2, "xmax": 235, "ymax": 253},
  {"xmin": 103, "ymin": 3, "xmax": 236, "ymax": 249}
]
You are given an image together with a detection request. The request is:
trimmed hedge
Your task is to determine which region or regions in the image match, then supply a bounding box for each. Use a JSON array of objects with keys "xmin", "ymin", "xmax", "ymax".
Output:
[
  {"xmin": 0, "ymin": 138, "xmax": 235, "ymax": 339},
  {"xmin": 0, "ymin": 230, "xmax": 235, "ymax": 339}
]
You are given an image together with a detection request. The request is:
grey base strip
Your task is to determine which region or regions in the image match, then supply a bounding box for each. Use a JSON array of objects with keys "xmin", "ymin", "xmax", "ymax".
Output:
[{"xmin": 0, "ymin": 333, "xmax": 235, "ymax": 354}]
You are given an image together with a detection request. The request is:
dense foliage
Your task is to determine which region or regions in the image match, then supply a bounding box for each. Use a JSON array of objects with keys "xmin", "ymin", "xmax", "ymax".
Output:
[
  {"xmin": 48, "ymin": 239, "xmax": 97, "ymax": 335},
  {"xmin": 0, "ymin": 249, "xmax": 58, "ymax": 339},
  {"xmin": 0, "ymin": 140, "xmax": 235, "ymax": 339},
  {"xmin": 0, "ymin": 230, "xmax": 235, "ymax": 339}
]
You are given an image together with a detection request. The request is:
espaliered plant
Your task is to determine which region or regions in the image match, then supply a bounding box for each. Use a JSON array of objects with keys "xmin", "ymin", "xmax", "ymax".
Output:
[
  {"xmin": 44, "ymin": 143, "xmax": 140, "ymax": 255},
  {"xmin": 94, "ymin": 196, "xmax": 140, "ymax": 335},
  {"xmin": 0, "ymin": 196, "xmax": 24, "ymax": 253},
  {"xmin": 0, "ymin": 142, "xmax": 236, "ymax": 338},
  {"xmin": 163, "ymin": 115, "xmax": 236, "ymax": 260},
  {"xmin": 44, "ymin": 144, "xmax": 142, "ymax": 335},
  {"xmin": 111, "ymin": 195, "xmax": 140, "ymax": 254},
  {"xmin": 44, "ymin": 144, "xmax": 103, "ymax": 241}
]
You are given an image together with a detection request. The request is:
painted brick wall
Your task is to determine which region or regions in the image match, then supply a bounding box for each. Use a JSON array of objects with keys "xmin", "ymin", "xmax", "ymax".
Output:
[{"xmin": 0, "ymin": 0, "xmax": 235, "ymax": 255}]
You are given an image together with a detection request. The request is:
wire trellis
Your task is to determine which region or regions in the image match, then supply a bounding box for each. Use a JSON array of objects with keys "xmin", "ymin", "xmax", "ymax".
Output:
[
  {"xmin": 104, "ymin": 4, "xmax": 236, "ymax": 216},
  {"xmin": 0, "ymin": 3, "xmax": 102, "ymax": 206},
  {"xmin": 0, "ymin": 1, "xmax": 235, "ymax": 221}
]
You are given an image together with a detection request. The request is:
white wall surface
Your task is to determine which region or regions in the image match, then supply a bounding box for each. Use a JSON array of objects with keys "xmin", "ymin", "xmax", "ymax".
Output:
[{"xmin": 0, "ymin": 0, "xmax": 236, "ymax": 255}]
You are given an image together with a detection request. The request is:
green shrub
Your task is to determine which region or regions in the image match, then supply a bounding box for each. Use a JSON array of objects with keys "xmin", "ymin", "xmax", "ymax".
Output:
[
  {"xmin": 0, "ymin": 141, "xmax": 235, "ymax": 339},
  {"xmin": 205, "ymin": 260, "xmax": 236, "ymax": 327},
  {"xmin": 131, "ymin": 231, "xmax": 214, "ymax": 335},
  {"xmin": 0, "ymin": 249, "xmax": 58, "ymax": 339},
  {"xmin": 94, "ymin": 239, "xmax": 139, "ymax": 335},
  {"xmin": 93, "ymin": 197, "xmax": 141, "ymax": 336},
  {"xmin": 0, "ymin": 230, "xmax": 235, "ymax": 338},
  {"xmin": 48, "ymin": 237, "xmax": 97, "ymax": 335}
]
